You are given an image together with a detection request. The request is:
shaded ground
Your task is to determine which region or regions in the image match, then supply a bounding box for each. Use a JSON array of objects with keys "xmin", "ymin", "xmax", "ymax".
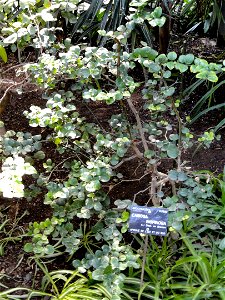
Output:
[{"xmin": 1, "ymin": 40, "xmax": 225, "ymax": 293}]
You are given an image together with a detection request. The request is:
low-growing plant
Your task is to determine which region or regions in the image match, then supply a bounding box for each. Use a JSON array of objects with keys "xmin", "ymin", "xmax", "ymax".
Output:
[
  {"xmin": 0, "ymin": 209, "xmax": 27, "ymax": 256},
  {"xmin": 125, "ymin": 235, "xmax": 175, "ymax": 299},
  {"xmin": 0, "ymin": 264, "xmax": 114, "ymax": 300},
  {"xmin": 33, "ymin": 259, "xmax": 114, "ymax": 300},
  {"xmin": 122, "ymin": 232, "xmax": 225, "ymax": 299},
  {"xmin": 169, "ymin": 232, "xmax": 225, "ymax": 299}
]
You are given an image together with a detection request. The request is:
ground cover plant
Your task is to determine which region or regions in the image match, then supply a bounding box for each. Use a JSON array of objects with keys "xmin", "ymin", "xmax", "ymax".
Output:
[{"xmin": 1, "ymin": 0, "xmax": 225, "ymax": 299}]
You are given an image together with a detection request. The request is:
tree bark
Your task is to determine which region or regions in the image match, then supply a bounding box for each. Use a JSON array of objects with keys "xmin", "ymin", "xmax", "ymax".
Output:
[
  {"xmin": 217, "ymin": 0, "xmax": 225, "ymax": 47},
  {"xmin": 159, "ymin": 0, "xmax": 172, "ymax": 53}
]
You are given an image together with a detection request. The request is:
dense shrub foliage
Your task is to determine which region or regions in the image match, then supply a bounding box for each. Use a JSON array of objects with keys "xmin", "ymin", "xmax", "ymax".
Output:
[{"xmin": 1, "ymin": 1, "xmax": 225, "ymax": 300}]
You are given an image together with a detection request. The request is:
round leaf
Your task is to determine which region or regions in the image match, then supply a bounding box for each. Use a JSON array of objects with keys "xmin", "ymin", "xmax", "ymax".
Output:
[
  {"xmin": 34, "ymin": 151, "xmax": 45, "ymax": 160},
  {"xmin": 167, "ymin": 144, "xmax": 179, "ymax": 158},
  {"xmin": 167, "ymin": 52, "xmax": 177, "ymax": 61},
  {"xmin": 4, "ymin": 33, "xmax": 17, "ymax": 44}
]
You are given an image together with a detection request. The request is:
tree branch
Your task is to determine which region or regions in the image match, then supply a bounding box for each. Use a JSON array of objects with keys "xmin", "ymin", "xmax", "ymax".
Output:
[{"xmin": 127, "ymin": 97, "xmax": 149, "ymax": 153}]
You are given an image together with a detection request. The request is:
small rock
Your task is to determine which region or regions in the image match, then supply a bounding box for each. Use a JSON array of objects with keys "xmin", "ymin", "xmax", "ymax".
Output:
[{"xmin": 24, "ymin": 272, "xmax": 32, "ymax": 282}]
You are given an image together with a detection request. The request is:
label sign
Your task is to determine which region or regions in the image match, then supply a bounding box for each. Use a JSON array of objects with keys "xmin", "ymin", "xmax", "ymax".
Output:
[{"xmin": 129, "ymin": 205, "xmax": 168, "ymax": 236}]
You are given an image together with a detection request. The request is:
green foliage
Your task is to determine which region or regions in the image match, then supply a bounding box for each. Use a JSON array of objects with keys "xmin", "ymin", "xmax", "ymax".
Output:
[
  {"xmin": 183, "ymin": 71, "xmax": 225, "ymax": 132},
  {"xmin": 0, "ymin": 210, "xmax": 27, "ymax": 256},
  {"xmin": 0, "ymin": 0, "xmax": 75, "ymax": 59},
  {"xmin": 170, "ymin": 232, "xmax": 225, "ymax": 299},
  {"xmin": 0, "ymin": 0, "xmax": 166, "ymax": 61},
  {"xmin": 1, "ymin": 5, "xmax": 225, "ymax": 299},
  {"xmin": 71, "ymin": 1, "xmax": 165, "ymax": 47},
  {"xmin": 0, "ymin": 131, "xmax": 42, "ymax": 198},
  {"xmin": 0, "ymin": 45, "xmax": 7, "ymax": 62},
  {"xmin": 0, "ymin": 263, "xmax": 114, "ymax": 299},
  {"xmin": 0, "ymin": 155, "xmax": 36, "ymax": 198},
  {"xmin": 18, "ymin": 39, "xmax": 222, "ymax": 296},
  {"xmin": 123, "ymin": 233, "xmax": 225, "ymax": 299},
  {"xmin": 36, "ymin": 260, "xmax": 114, "ymax": 300},
  {"xmin": 180, "ymin": 0, "xmax": 224, "ymax": 38}
]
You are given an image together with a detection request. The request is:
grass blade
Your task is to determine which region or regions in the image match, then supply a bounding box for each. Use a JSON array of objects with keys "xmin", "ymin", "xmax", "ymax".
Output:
[{"xmin": 190, "ymin": 102, "xmax": 225, "ymax": 124}]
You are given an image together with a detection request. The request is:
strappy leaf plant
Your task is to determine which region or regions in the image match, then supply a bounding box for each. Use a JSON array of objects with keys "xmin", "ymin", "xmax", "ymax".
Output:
[
  {"xmin": 0, "ymin": 265, "xmax": 113, "ymax": 300},
  {"xmin": 169, "ymin": 232, "xmax": 225, "ymax": 299},
  {"xmin": 70, "ymin": 0, "xmax": 165, "ymax": 47},
  {"xmin": 123, "ymin": 233, "xmax": 225, "ymax": 299},
  {"xmin": 179, "ymin": 0, "xmax": 225, "ymax": 40}
]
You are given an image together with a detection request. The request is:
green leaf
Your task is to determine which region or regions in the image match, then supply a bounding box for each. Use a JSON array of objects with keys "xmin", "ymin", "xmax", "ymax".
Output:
[
  {"xmin": 24, "ymin": 243, "xmax": 33, "ymax": 252},
  {"xmin": 86, "ymin": 180, "xmax": 101, "ymax": 192},
  {"xmin": 117, "ymin": 147, "xmax": 125, "ymax": 157},
  {"xmin": 219, "ymin": 238, "xmax": 225, "ymax": 250},
  {"xmin": 167, "ymin": 52, "xmax": 177, "ymax": 61},
  {"xmin": 149, "ymin": 17, "xmax": 166, "ymax": 27},
  {"xmin": 27, "ymin": 24, "xmax": 36, "ymax": 35},
  {"xmin": 163, "ymin": 70, "xmax": 171, "ymax": 78},
  {"xmin": 94, "ymin": 202, "xmax": 102, "ymax": 211},
  {"xmin": 179, "ymin": 188, "xmax": 188, "ymax": 197},
  {"xmin": 194, "ymin": 57, "xmax": 208, "ymax": 67},
  {"xmin": 175, "ymin": 62, "xmax": 188, "ymax": 73},
  {"xmin": 148, "ymin": 62, "xmax": 161, "ymax": 73},
  {"xmin": 167, "ymin": 144, "xmax": 179, "ymax": 158},
  {"xmin": 163, "ymin": 86, "xmax": 175, "ymax": 96},
  {"xmin": 111, "ymin": 257, "xmax": 119, "ymax": 269},
  {"xmin": 11, "ymin": 44, "xmax": 17, "ymax": 52},
  {"xmin": 175, "ymin": 256, "xmax": 201, "ymax": 266},
  {"xmin": 116, "ymin": 77, "xmax": 125, "ymax": 90},
  {"xmin": 168, "ymin": 170, "xmax": 178, "ymax": 181},
  {"xmin": 155, "ymin": 54, "xmax": 168, "ymax": 64},
  {"xmin": 166, "ymin": 61, "xmax": 175, "ymax": 70},
  {"xmin": 152, "ymin": 7, "xmax": 162, "ymax": 18},
  {"xmin": 191, "ymin": 102, "xmax": 225, "ymax": 124},
  {"xmin": 0, "ymin": 45, "xmax": 7, "ymax": 63},
  {"xmin": 191, "ymin": 206, "xmax": 197, "ymax": 212},
  {"xmin": 144, "ymin": 149, "xmax": 155, "ymax": 158},
  {"xmin": 178, "ymin": 55, "xmax": 186, "ymax": 64},
  {"xmin": 121, "ymin": 211, "xmax": 129, "ymax": 222},
  {"xmin": 54, "ymin": 137, "xmax": 62, "ymax": 145},
  {"xmin": 195, "ymin": 70, "xmax": 208, "ymax": 80},
  {"xmin": 3, "ymin": 33, "xmax": 17, "ymax": 44},
  {"xmin": 171, "ymin": 221, "xmax": 182, "ymax": 231},
  {"xmin": 207, "ymin": 71, "xmax": 218, "ymax": 82},
  {"xmin": 40, "ymin": 10, "xmax": 56, "ymax": 22},
  {"xmin": 45, "ymin": 245, "xmax": 55, "ymax": 255},
  {"xmin": 114, "ymin": 199, "xmax": 131, "ymax": 209},
  {"xmin": 132, "ymin": 47, "xmax": 158, "ymax": 60},
  {"xmin": 100, "ymin": 173, "xmax": 111, "ymax": 182},
  {"xmin": 177, "ymin": 172, "xmax": 188, "ymax": 182},
  {"xmin": 34, "ymin": 151, "xmax": 45, "ymax": 160},
  {"xmin": 169, "ymin": 134, "xmax": 179, "ymax": 141},
  {"xmin": 185, "ymin": 54, "xmax": 195, "ymax": 64},
  {"xmin": 111, "ymin": 155, "xmax": 119, "ymax": 166}
]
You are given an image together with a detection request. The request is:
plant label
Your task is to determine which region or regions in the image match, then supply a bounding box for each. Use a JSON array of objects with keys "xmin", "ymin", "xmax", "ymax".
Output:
[{"xmin": 129, "ymin": 205, "xmax": 168, "ymax": 236}]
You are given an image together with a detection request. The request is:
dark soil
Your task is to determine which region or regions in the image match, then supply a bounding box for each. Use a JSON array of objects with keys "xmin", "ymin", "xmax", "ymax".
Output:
[{"xmin": 1, "ymin": 39, "xmax": 225, "ymax": 294}]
